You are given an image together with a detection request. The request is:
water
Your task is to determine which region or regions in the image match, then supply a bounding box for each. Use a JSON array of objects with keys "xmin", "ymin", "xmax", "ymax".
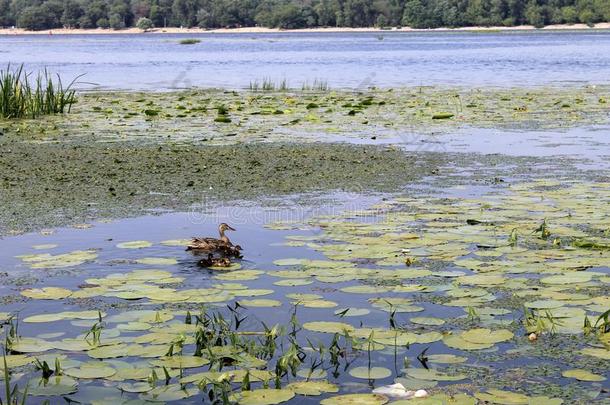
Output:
[
  {"xmin": 2, "ymin": 30, "xmax": 610, "ymax": 90},
  {"xmin": 1, "ymin": 30, "xmax": 609, "ymax": 404}
]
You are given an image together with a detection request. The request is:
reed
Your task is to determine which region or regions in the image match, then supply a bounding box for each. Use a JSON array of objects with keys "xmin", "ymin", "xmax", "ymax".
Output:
[
  {"xmin": 248, "ymin": 78, "xmax": 289, "ymax": 92},
  {"xmin": 301, "ymin": 79, "xmax": 329, "ymax": 92},
  {"xmin": 0, "ymin": 64, "xmax": 79, "ymax": 120}
]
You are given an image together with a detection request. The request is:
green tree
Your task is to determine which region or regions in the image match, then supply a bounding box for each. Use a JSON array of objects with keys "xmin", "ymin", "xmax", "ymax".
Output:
[
  {"xmin": 314, "ymin": 0, "xmax": 340, "ymax": 26},
  {"xmin": 17, "ymin": 5, "xmax": 58, "ymax": 30},
  {"xmin": 108, "ymin": 0, "xmax": 132, "ymax": 26},
  {"xmin": 108, "ymin": 12, "xmax": 125, "ymax": 28},
  {"xmin": 594, "ymin": 0, "xmax": 610, "ymax": 20},
  {"xmin": 0, "ymin": 0, "xmax": 15, "ymax": 26},
  {"xmin": 171, "ymin": 0, "xmax": 200, "ymax": 27},
  {"xmin": 136, "ymin": 16, "xmax": 154, "ymax": 29},
  {"xmin": 525, "ymin": 0, "xmax": 544, "ymax": 27},
  {"xmin": 96, "ymin": 17, "xmax": 110, "ymax": 27},
  {"xmin": 85, "ymin": 0, "xmax": 109, "ymax": 27},
  {"xmin": 149, "ymin": 0, "xmax": 173, "ymax": 27},
  {"xmin": 402, "ymin": 0, "xmax": 428, "ymax": 28},
  {"xmin": 561, "ymin": 6, "xmax": 578, "ymax": 23},
  {"xmin": 61, "ymin": 0, "xmax": 84, "ymax": 28}
]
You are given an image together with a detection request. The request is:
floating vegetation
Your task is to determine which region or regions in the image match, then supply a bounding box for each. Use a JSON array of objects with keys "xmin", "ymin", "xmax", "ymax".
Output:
[
  {"xmin": 431, "ymin": 112, "xmax": 454, "ymax": 119},
  {"xmin": 1, "ymin": 77, "xmax": 609, "ymax": 404},
  {"xmin": 0, "ymin": 64, "xmax": 79, "ymax": 119},
  {"xmin": 178, "ymin": 39, "xmax": 201, "ymax": 45},
  {"xmin": 1, "ymin": 178, "xmax": 608, "ymax": 403}
]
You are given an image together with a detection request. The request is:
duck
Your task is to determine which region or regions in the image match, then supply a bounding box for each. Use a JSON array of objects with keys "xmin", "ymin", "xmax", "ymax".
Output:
[
  {"xmin": 186, "ymin": 223, "xmax": 242, "ymax": 258},
  {"xmin": 197, "ymin": 253, "xmax": 232, "ymax": 268}
]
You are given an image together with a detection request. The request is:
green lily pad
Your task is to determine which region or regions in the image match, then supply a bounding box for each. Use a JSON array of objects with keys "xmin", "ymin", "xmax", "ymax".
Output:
[
  {"xmin": 475, "ymin": 389, "xmax": 530, "ymax": 405},
  {"xmin": 303, "ymin": 321, "xmax": 355, "ymax": 334},
  {"xmin": 461, "ymin": 328, "xmax": 513, "ymax": 344},
  {"xmin": 410, "ymin": 317, "xmax": 445, "ymax": 326},
  {"xmin": 349, "ymin": 366, "xmax": 392, "ymax": 379},
  {"xmin": 406, "ymin": 393, "xmax": 475, "ymax": 404},
  {"xmin": 116, "ymin": 241, "xmax": 152, "ymax": 249},
  {"xmin": 405, "ymin": 368, "xmax": 466, "ymax": 381},
  {"xmin": 238, "ymin": 299, "xmax": 282, "ymax": 307},
  {"xmin": 139, "ymin": 384, "xmax": 198, "ymax": 401},
  {"xmin": 561, "ymin": 369, "xmax": 606, "ymax": 381},
  {"xmin": 135, "ymin": 257, "xmax": 177, "ymax": 265},
  {"xmin": 524, "ymin": 300, "xmax": 564, "ymax": 310},
  {"xmin": 63, "ymin": 362, "xmax": 117, "ymax": 379},
  {"xmin": 27, "ymin": 375, "xmax": 78, "ymax": 396},
  {"xmin": 286, "ymin": 380, "xmax": 339, "ymax": 395},
  {"xmin": 443, "ymin": 333, "xmax": 495, "ymax": 350},
  {"xmin": 580, "ymin": 347, "xmax": 610, "ymax": 360},
  {"xmin": 320, "ymin": 393, "xmax": 388, "ymax": 405},
  {"xmin": 21, "ymin": 287, "xmax": 72, "ymax": 300},
  {"xmin": 334, "ymin": 308, "xmax": 370, "ymax": 317},
  {"xmin": 150, "ymin": 355, "xmax": 210, "ymax": 369},
  {"xmin": 234, "ymin": 388, "xmax": 295, "ymax": 405}
]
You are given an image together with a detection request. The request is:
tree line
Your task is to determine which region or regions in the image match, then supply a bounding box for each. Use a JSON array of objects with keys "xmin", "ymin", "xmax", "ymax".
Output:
[{"xmin": 1, "ymin": 0, "xmax": 608, "ymax": 31}]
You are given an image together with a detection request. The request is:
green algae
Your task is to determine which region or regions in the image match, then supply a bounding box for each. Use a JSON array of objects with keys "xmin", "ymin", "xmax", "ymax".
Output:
[{"xmin": 0, "ymin": 141, "xmax": 441, "ymax": 235}]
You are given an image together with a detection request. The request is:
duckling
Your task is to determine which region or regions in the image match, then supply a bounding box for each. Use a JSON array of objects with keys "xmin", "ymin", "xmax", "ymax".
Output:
[
  {"xmin": 197, "ymin": 253, "xmax": 232, "ymax": 268},
  {"xmin": 187, "ymin": 223, "xmax": 242, "ymax": 258}
]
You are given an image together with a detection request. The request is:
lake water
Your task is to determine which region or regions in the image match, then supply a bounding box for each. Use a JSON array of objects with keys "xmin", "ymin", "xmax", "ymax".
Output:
[
  {"xmin": 2, "ymin": 30, "xmax": 610, "ymax": 90},
  {"xmin": 1, "ymin": 30, "xmax": 609, "ymax": 405}
]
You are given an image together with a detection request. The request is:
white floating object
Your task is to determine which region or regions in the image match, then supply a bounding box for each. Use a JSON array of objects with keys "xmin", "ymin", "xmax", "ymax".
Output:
[
  {"xmin": 414, "ymin": 389, "xmax": 429, "ymax": 398},
  {"xmin": 372, "ymin": 383, "xmax": 414, "ymax": 398}
]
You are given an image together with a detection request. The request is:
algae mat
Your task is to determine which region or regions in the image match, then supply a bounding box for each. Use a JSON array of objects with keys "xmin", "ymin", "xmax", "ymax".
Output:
[{"xmin": 0, "ymin": 142, "xmax": 441, "ymax": 235}]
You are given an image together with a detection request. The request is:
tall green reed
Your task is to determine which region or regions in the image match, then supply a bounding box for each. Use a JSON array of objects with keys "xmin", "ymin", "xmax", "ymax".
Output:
[{"xmin": 0, "ymin": 64, "xmax": 80, "ymax": 119}]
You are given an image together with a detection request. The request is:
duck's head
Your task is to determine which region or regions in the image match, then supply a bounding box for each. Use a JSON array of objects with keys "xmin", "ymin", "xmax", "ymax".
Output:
[{"xmin": 219, "ymin": 223, "xmax": 236, "ymax": 232}]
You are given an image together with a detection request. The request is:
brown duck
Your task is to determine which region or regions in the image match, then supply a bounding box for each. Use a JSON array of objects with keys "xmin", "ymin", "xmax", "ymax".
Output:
[
  {"xmin": 186, "ymin": 223, "xmax": 242, "ymax": 257},
  {"xmin": 197, "ymin": 253, "xmax": 232, "ymax": 268}
]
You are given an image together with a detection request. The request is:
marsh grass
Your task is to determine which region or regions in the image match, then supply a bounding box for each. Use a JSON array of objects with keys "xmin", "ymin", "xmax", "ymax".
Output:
[
  {"xmin": 179, "ymin": 39, "xmax": 201, "ymax": 45},
  {"xmin": 0, "ymin": 65, "xmax": 79, "ymax": 120},
  {"xmin": 248, "ymin": 78, "xmax": 289, "ymax": 92},
  {"xmin": 301, "ymin": 79, "xmax": 329, "ymax": 92}
]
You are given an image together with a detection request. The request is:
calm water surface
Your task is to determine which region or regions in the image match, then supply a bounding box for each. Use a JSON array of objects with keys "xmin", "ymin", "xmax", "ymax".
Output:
[{"xmin": 1, "ymin": 31, "xmax": 610, "ymax": 90}]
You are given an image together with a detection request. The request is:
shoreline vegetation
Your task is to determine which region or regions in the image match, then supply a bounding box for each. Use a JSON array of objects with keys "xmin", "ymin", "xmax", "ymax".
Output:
[
  {"xmin": 1, "ymin": 85, "xmax": 608, "ymax": 235},
  {"xmin": 1, "ymin": 22, "xmax": 610, "ymax": 35}
]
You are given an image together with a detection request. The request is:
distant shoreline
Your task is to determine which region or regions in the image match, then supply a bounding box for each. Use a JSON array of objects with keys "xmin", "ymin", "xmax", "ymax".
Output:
[{"xmin": 1, "ymin": 23, "xmax": 609, "ymax": 35}]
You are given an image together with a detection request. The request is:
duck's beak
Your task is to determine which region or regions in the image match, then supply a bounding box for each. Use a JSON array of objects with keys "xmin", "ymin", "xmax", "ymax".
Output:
[{"xmin": 227, "ymin": 225, "xmax": 236, "ymax": 231}]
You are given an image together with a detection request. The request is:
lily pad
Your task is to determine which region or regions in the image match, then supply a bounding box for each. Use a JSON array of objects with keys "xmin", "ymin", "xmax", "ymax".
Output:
[
  {"xmin": 349, "ymin": 366, "xmax": 392, "ymax": 379},
  {"xmin": 286, "ymin": 380, "xmax": 339, "ymax": 395},
  {"xmin": 461, "ymin": 328, "xmax": 513, "ymax": 344},
  {"xmin": 28, "ymin": 375, "xmax": 78, "ymax": 396},
  {"xmin": 475, "ymin": 389, "xmax": 530, "ymax": 405},
  {"xmin": 21, "ymin": 287, "xmax": 72, "ymax": 300},
  {"xmin": 320, "ymin": 393, "xmax": 388, "ymax": 405},
  {"xmin": 561, "ymin": 369, "xmax": 606, "ymax": 382},
  {"xmin": 63, "ymin": 362, "xmax": 117, "ymax": 379},
  {"xmin": 238, "ymin": 299, "xmax": 282, "ymax": 307},
  {"xmin": 116, "ymin": 241, "xmax": 152, "ymax": 249},
  {"xmin": 234, "ymin": 388, "xmax": 295, "ymax": 405},
  {"xmin": 405, "ymin": 368, "xmax": 466, "ymax": 381},
  {"xmin": 410, "ymin": 317, "xmax": 445, "ymax": 326},
  {"xmin": 303, "ymin": 321, "xmax": 354, "ymax": 334}
]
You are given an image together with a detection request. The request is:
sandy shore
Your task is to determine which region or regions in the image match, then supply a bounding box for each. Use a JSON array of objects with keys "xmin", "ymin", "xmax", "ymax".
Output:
[{"xmin": 0, "ymin": 23, "xmax": 609, "ymax": 35}]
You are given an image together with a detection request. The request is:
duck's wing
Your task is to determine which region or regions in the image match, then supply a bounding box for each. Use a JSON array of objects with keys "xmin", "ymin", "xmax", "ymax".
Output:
[{"xmin": 186, "ymin": 237, "xmax": 222, "ymax": 251}]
